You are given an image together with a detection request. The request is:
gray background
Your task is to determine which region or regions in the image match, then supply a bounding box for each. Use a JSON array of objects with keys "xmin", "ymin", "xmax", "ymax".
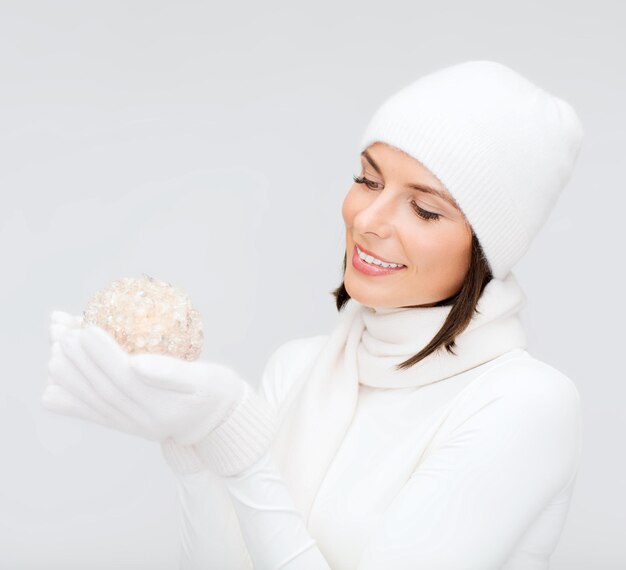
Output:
[{"xmin": 1, "ymin": 1, "xmax": 623, "ymax": 568}]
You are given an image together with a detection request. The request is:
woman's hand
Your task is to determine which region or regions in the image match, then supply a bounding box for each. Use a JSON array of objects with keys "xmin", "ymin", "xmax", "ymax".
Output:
[
  {"xmin": 43, "ymin": 311, "xmax": 129, "ymax": 433},
  {"xmin": 42, "ymin": 311, "xmax": 274, "ymax": 476}
]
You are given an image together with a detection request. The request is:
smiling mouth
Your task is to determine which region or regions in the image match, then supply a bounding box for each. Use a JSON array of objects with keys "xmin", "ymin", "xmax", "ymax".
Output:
[{"xmin": 354, "ymin": 242, "xmax": 405, "ymax": 267}]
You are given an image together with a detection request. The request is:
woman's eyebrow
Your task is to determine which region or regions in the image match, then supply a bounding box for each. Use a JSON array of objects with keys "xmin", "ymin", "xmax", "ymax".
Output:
[{"xmin": 361, "ymin": 150, "xmax": 460, "ymax": 210}]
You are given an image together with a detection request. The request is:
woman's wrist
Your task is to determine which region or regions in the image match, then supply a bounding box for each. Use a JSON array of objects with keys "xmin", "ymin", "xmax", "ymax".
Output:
[{"xmin": 162, "ymin": 382, "xmax": 278, "ymax": 478}]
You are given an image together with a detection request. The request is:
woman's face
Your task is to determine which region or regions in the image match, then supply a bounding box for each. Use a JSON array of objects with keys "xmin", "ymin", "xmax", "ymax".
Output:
[{"xmin": 342, "ymin": 142, "xmax": 473, "ymax": 309}]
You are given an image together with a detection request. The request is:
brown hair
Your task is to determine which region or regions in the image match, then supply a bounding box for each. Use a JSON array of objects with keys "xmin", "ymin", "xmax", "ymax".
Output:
[{"xmin": 330, "ymin": 230, "xmax": 493, "ymax": 371}]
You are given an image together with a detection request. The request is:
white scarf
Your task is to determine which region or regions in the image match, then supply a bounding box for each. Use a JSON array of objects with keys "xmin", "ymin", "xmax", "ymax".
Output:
[{"xmin": 270, "ymin": 272, "xmax": 528, "ymax": 524}]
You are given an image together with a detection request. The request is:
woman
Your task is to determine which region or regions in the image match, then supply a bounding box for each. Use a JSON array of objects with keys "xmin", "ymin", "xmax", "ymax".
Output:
[{"xmin": 44, "ymin": 60, "xmax": 584, "ymax": 569}]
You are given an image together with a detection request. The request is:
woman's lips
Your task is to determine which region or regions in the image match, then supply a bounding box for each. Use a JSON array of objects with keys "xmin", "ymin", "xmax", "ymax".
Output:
[
  {"xmin": 355, "ymin": 242, "xmax": 403, "ymax": 266},
  {"xmin": 351, "ymin": 245, "xmax": 407, "ymax": 276}
]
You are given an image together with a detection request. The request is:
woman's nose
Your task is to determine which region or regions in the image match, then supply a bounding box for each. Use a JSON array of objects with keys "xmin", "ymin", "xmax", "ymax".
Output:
[{"xmin": 354, "ymin": 192, "xmax": 398, "ymax": 237}]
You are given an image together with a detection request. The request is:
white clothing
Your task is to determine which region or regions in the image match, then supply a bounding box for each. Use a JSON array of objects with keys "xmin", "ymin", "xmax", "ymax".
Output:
[{"xmin": 171, "ymin": 273, "xmax": 582, "ymax": 569}]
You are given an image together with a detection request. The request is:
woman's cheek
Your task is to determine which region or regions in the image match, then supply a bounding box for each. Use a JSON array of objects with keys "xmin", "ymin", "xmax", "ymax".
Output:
[{"xmin": 342, "ymin": 190, "xmax": 359, "ymax": 225}]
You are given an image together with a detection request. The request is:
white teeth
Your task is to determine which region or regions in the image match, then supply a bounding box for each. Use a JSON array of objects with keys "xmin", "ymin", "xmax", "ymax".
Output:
[{"xmin": 357, "ymin": 246, "xmax": 404, "ymax": 268}]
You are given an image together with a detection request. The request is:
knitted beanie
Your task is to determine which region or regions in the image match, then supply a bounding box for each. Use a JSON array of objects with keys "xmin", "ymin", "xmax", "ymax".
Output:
[{"xmin": 358, "ymin": 60, "xmax": 584, "ymax": 279}]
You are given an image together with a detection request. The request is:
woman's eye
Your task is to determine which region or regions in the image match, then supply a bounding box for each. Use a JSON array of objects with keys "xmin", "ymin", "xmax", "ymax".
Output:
[
  {"xmin": 352, "ymin": 174, "xmax": 382, "ymax": 190},
  {"xmin": 351, "ymin": 174, "xmax": 441, "ymax": 222},
  {"xmin": 410, "ymin": 201, "xmax": 441, "ymax": 222}
]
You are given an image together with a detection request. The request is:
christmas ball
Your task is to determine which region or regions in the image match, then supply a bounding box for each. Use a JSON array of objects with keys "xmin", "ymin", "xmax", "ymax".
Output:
[{"xmin": 82, "ymin": 274, "xmax": 203, "ymax": 360}]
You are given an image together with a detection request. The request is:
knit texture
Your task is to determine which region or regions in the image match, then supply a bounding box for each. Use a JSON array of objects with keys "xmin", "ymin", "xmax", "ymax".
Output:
[
  {"xmin": 358, "ymin": 60, "xmax": 584, "ymax": 278},
  {"xmin": 162, "ymin": 381, "xmax": 277, "ymax": 477}
]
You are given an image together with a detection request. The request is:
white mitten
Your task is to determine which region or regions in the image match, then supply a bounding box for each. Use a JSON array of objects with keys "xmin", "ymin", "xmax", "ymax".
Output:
[
  {"xmin": 43, "ymin": 313, "xmax": 276, "ymax": 477},
  {"xmin": 46, "ymin": 311, "xmax": 210, "ymax": 475}
]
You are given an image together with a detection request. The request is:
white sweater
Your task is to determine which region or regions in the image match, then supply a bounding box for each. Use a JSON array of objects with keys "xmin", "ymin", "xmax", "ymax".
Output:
[{"xmin": 170, "ymin": 274, "xmax": 582, "ymax": 570}]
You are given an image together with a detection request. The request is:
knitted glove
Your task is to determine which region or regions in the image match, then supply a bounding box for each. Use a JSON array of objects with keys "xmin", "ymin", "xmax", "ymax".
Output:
[
  {"xmin": 46, "ymin": 311, "xmax": 212, "ymax": 475},
  {"xmin": 43, "ymin": 311, "xmax": 276, "ymax": 477}
]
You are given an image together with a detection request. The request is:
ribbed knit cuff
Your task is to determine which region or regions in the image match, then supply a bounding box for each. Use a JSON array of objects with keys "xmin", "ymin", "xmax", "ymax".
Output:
[{"xmin": 163, "ymin": 381, "xmax": 277, "ymax": 478}]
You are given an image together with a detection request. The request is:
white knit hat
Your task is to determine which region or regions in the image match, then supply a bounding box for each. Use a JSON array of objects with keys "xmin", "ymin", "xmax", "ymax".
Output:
[{"xmin": 358, "ymin": 60, "xmax": 584, "ymax": 279}]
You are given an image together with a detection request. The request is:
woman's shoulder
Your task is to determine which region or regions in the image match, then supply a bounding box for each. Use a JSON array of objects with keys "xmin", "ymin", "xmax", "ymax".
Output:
[
  {"xmin": 471, "ymin": 349, "xmax": 581, "ymax": 405},
  {"xmin": 435, "ymin": 349, "xmax": 583, "ymax": 495},
  {"xmin": 272, "ymin": 334, "xmax": 330, "ymax": 361},
  {"xmin": 446, "ymin": 349, "xmax": 582, "ymax": 451},
  {"xmin": 259, "ymin": 334, "xmax": 329, "ymax": 413}
]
